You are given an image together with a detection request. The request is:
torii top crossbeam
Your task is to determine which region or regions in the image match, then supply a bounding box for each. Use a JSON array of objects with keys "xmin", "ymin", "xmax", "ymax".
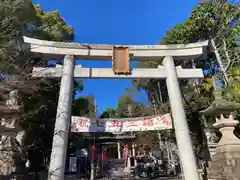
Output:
[{"xmin": 23, "ymin": 36, "xmax": 208, "ymax": 60}]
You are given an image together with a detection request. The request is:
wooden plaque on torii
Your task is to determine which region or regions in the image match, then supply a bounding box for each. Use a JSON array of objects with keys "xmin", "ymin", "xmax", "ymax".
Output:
[{"xmin": 112, "ymin": 46, "xmax": 130, "ymax": 74}]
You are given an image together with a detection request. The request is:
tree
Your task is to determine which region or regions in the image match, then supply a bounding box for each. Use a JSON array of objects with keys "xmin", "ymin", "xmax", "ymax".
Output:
[
  {"xmin": 0, "ymin": 1, "xmax": 79, "ymax": 177},
  {"xmin": 0, "ymin": 0, "xmax": 35, "ymax": 73},
  {"xmin": 20, "ymin": 79, "xmax": 86, "ymax": 170},
  {"xmin": 33, "ymin": 4, "xmax": 74, "ymax": 42},
  {"xmin": 99, "ymin": 94, "xmax": 158, "ymax": 149},
  {"xmin": 19, "ymin": 3, "xmax": 75, "ymax": 170},
  {"xmin": 100, "ymin": 94, "xmax": 153, "ymax": 118},
  {"xmin": 100, "ymin": 108, "xmax": 117, "ymax": 118},
  {"xmin": 72, "ymin": 95, "xmax": 96, "ymax": 117},
  {"xmin": 116, "ymin": 94, "xmax": 153, "ymax": 118},
  {"xmin": 132, "ymin": 1, "xmax": 240, "ymax": 148},
  {"xmin": 0, "ymin": 1, "xmax": 74, "ymax": 74}
]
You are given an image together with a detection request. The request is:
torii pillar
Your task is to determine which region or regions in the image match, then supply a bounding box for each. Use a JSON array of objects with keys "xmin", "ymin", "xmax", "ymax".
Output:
[
  {"xmin": 47, "ymin": 55, "xmax": 75, "ymax": 180},
  {"xmin": 163, "ymin": 56, "xmax": 200, "ymax": 180}
]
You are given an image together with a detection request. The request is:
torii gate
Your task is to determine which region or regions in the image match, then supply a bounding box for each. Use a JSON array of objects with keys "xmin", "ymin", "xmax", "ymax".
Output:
[{"xmin": 23, "ymin": 36, "xmax": 208, "ymax": 180}]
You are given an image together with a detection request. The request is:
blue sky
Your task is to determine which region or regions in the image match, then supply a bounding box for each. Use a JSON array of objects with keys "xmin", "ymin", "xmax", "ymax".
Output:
[{"xmin": 32, "ymin": 0, "xmax": 199, "ymax": 113}]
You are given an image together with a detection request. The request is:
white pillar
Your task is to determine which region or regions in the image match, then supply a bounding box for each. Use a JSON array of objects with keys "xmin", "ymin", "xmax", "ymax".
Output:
[
  {"xmin": 132, "ymin": 143, "xmax": 135, "ymax": 158},
  {"xmin": 132, "ymin": 143, "xmax": 137, "ymax": 167},
  {"xmin": 48, "ymin": 55, "xmax": 75, "ymax": 180},
  {"xmin": 162, "ymin": 56, "xmax": 200, "ymax": 180},
  {"xmin": 157, "ymin": 132, "xmax": 163, "ymax": 164},
  {"xmin": 117, "ymin": 142, "xmax": 121, "ymax": 159},
  {"xmin": 127, "ymin": 156, "xmax": 131, "ymax": 168},
  {"xmin": 90, "ymin": 160, "xmax": 95, "ymax": 180}
]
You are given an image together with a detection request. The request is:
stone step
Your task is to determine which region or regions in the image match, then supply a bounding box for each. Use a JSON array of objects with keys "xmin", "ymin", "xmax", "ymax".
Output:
[
  {"xmin": 208, "ymin": 161, "xmax": 222, "ymax": 169},
  {"xmin": 65, "ymin": 178, "xmax": 182, "ymax": 180}
]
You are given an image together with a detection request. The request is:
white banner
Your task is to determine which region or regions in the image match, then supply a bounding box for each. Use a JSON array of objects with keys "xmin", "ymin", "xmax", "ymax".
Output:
[
  {"xmin": 71, "ymin": 116, "xmax": 91, "ymax": 132},
  {"xmin": 71, "ymin": 113, "xmax": 172, "ymax": 133}
]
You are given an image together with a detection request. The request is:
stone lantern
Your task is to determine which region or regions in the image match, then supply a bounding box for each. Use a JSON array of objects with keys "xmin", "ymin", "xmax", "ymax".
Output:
[
  {"xmin": 0, "ymin": 75, "xmax": 36, "ymax": 179},
  {"xmin": 200, "ymin": 86, "xmax": 240, "ymax": 180}
]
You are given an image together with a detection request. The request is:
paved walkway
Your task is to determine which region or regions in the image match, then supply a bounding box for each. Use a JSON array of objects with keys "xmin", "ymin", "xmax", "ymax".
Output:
[{"xmin": 64, "ymin": 175, "xmax": 182, "ymax": 180}]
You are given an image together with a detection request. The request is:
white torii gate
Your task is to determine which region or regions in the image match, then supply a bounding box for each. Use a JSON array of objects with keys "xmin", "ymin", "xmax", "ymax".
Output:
[{"xmin": 23, "ymin": 36, "xmax": 208, "ymax": 180}]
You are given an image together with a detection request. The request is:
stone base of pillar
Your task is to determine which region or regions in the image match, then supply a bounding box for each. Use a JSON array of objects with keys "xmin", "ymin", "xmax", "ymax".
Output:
[
  {"xmin": 0, "ymin": 136, "xmax": 15, "ymax": 178},
  {"xmin": 90, "ymin": 161, "xmax": 95, "ymax": 180},
  {"xmin": 207, "ymin": 145, "xmax": 240, "ymax": 180},
  {"xmin": 0, "ymin": 135, "xmax": 28, "ymax": 180},
  {"xmin": 123, "ymin": 167, "xmax": 131, "ymax": 176}
]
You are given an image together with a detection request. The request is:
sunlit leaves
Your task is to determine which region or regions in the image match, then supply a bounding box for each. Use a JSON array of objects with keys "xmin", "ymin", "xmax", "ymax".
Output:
[
  {"xmin": 0, "ymin": 1, "xmax": 75, "ymax": 74},
  {"xmin": 33, "ymin": 5, "xmax": 74, "ymax": 41},
  {"xmin": 223, "ymin": 67, "xmax": 240, "ymax": 102}
]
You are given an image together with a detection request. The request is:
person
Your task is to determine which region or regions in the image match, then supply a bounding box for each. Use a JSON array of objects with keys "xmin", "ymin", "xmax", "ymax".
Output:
[
  {"xmin": 145, "ymin": 156, "xmax": 155, "ymax": 179},
  {"xmin": 102, "ymin": 148, "xmax": 108, "ymax": 177},
  {"xmin": 123, "ymin": 144, "xmax": 129, "ymax": 166},
  {"xmin": 142, "ymin": 146, "xmax": 154, "ymax": 179}
]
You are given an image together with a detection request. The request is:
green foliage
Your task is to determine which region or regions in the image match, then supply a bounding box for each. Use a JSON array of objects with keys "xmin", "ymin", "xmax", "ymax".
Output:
[
  {"xmin": 0, "ymin": 1, "xmax": 74, "ymax": 74},
  {"xmin": 160, "ymin": 2, "xmax": 239, "ymax": 45},
  {"xmin": 100, "ymin": 94, "xmax": 153, "ymax": 119},
  {"xmin": 0, "ymin": 1, "xmax": 82, "ymax": 170},
  {"xmin": 20, "ymin": 80, "xmax": 59, "ymax": 162},
  {"xmin": 0, "ymin": 0, "xmax": 35, "ymax": 73},
  {"xmin": 233, "ymin": 22, "xmax": 240, "ymax": 39},
  {"xmin": 72, "ymin": 96, "xmax": 96, "ymax": 117},
  {"xmin": 223, "ymin": 67, "xmax": 240, "ymax": 102},
  {"xmin": 33, "ymin": 4, "xmax": 74, "ymax": 41},
  {"xmin": 116, "ymin": 94, "xmax": 153, "ymax": 118},
  {"xmin": 20, "ymin": 80, "xmax": 88, "ymax": 166},
  {"xmin": 100, "ymin": 108, "xmax": 117, "ymax": 118},
  {"xmin": 132, "ymin": 1, "xmax": 240, "ymax": 148},
  {"xmin": 134, "ymin": 1, "xmax": 240, "ymax": 106}
]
